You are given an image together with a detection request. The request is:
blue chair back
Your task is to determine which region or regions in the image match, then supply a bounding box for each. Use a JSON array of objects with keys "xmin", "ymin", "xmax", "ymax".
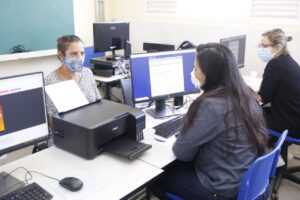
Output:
[
  {"xmin": 237, "ymin": 130, "xmax": 288, "ymax": 200},
  {"xmin": 268, "ymin": 129, "xmax": 300, "ymax": 144}
]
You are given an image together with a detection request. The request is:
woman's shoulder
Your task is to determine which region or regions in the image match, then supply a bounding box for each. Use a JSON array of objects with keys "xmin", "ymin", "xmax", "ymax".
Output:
[
  {"xmin": 45, "ymin": 71, "xmax": 61, "ymax": 85},
  {"xmin": 81, "ymin": 67, "xmax": 93, "ymax": 75},
  {"xmin": 198, "ymin": 96, "xmax": 227, "ymax": 114}
]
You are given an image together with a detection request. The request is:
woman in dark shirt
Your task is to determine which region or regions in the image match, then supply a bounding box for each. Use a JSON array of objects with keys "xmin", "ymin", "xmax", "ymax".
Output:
[
  {"xmin": 258, "ymin": 29, "xmax": 300, "ymax": 138},
  {"xmin": 151, "ymin": 43, "xmax": 268, "ymax": 200}
]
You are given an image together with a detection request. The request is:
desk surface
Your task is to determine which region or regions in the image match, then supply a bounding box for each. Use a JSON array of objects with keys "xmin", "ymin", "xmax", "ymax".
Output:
[
  {"xmin": 137, "ymin": 99, "xmax": 195, "ymax": 169},
  {"xmin": 0, "ymin": 147, "xmax": 162, "ymax": 200},
  {"xmin": 242, "ymin": 75, "xmax": 262, "ymax": 92},
  {"xmin": 94, "ymin": 74, "xmax": 125, "ymax": 83}
]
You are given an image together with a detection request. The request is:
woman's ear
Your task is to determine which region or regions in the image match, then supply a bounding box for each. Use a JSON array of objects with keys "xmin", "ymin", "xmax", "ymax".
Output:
[{"xmin": 57, "ymin": 51, "xmax": 64, "ymax": 62}]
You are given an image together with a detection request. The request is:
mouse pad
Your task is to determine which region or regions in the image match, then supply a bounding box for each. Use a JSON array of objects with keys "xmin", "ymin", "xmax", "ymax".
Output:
[{"xmin": 105, "ymin": 137, "xmax": 152, "ymax": 160}]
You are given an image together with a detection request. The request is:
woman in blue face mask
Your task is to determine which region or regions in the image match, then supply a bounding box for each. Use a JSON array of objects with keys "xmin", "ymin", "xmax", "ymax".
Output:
[
  {"xmin": 151, "ymin": 43, "xmax": 268, "ymax": 200},
  {"xmin": 44, "ymin": 35, "xmax": 101, "ymax": 146},
  {"xmin": 258, "ymin": 29, "xmax": 300, "ymax": 139}
]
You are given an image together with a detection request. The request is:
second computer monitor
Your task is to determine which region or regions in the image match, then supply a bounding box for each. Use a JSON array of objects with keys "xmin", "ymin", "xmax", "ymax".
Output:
[
  {"xmin": 130, "ymin": 49, "xmax": 199, "ymax": 118},
  {"xmin": 93, "ymin": 22, "xmax": 130, "ymax": 55},
  {"xmin": 143, "ymin": 42, "xmax": 175, "ymax": 53},
  {"xmin": 220, "ymin": 35, "xmax": 246, "ymax": 68}
]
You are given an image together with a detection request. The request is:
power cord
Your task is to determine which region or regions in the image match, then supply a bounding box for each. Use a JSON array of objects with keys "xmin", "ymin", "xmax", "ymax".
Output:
[{"xmin": 0, "ymin": 167, "xmax": 60, "ymax": 197}]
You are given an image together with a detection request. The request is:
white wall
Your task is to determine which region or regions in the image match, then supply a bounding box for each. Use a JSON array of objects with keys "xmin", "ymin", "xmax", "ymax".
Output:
[
  {"xmin": 0, "ymin": 0, "xmax": 96, "ymax": 78},
  {"xmin": 111, "ymin": 0, "xmax": 300, "ymax": 77}
]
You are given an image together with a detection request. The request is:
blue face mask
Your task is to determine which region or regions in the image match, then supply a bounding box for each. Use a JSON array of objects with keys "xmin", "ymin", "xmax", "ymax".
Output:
[
  {"xmin": 63, "ymin": 57, "xmax": 84, "ymax": 72},
  {"xmin": 258, "ymin": 47, "xmax": 273, "ymax": 63},
  {"xmin": 190, "ymin": 69, "xmax": 201, "ymax": 89}
]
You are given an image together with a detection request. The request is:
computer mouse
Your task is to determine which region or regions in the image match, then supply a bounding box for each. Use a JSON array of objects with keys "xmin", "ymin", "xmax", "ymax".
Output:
[{"xmin": 59, "ymin": 177, "xmax": 83, "ymax": 192}]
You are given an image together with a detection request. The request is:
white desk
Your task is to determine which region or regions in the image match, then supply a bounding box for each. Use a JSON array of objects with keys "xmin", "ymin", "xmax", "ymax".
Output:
[
  {"xmin": 242, "ymin": 75, "xmax": 262, "ymax": 92},
  {"xmin": 0, "ymin": 147, "xmax": 163, "ymax": 200},
  {"xmin": 137, "ymin": 96, "xmax": 197, "ymax": 169},
  {"xmin": 94, "ymin": 75, "xmax": 125, "ymax": 100},
  {"xmin": 94, "ymin": 75, "xmax": 125, "ymax": 83}
]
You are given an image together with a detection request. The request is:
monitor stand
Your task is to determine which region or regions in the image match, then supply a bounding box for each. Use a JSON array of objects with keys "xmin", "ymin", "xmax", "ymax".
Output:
[
  {"xmin": 174, "ymin": 96, "xmax": 184, "ymax": 106},
  {"xmin": 146, "ymin": 99, "xmax": 174, "ymax": 119},
  {"xmin": 0, "ymin": 172, "xmax": 25, "ymax": 196},
  {"xmin": 106, "ymin": 48, "xmax": 121, "ymax": 61}
]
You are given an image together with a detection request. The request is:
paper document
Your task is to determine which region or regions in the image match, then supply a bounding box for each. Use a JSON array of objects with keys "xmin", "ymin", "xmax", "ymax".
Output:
[{"xmin": 45, "ymin": 80, "xmax": 89, "ymax": 113}]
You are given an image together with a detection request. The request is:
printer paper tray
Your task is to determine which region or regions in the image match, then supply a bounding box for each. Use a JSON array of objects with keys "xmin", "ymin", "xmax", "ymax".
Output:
[{"xmin": 105, "ymin": 136, "xmax": 151, "ymax": 160}]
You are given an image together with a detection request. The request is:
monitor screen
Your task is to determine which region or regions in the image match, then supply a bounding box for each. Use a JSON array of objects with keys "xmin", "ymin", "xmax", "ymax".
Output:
[
  {"xmin": 130, "ymin": 49, "xmax": 198, "ymax": 118},
  {"xmin": 0, "ymin": 72, "xmax": 49, "ymax": 155},
  {"xmin": 93, "ymin": 22, "xmax": 130, "ymax": 54},
  {"xmin": 220, "ymin": 35, "xmax": 246, "ymax": 68},
  {"xmin": 143, "ymin": 42, "xmax": 175, "ymax": 53}
]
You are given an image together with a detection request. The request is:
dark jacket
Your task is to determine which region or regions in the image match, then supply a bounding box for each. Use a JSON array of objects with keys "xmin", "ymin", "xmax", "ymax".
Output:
[
  {"xmin": 173, "ymin": 97, "xmax": 259, "ymax": 198},
  {"xmin": 259, "ymin": 54, "xmax": 300, "ymax": 137}
]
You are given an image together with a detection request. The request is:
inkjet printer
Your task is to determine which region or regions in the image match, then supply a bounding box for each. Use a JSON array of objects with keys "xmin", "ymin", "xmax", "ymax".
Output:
[{"xmin": 52, "ymin": 99, "xmax": 151, "ymax": 160}]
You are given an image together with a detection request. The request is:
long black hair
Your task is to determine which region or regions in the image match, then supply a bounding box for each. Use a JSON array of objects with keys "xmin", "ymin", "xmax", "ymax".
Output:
[{"xmin": 182, "ymin": 43, "xmax": 268, "ymax": 156}]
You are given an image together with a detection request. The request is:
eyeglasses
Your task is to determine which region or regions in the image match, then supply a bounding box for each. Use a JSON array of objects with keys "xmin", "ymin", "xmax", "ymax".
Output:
[{"xmin": 258, "ymin": 43, "xmax": 273, "ymax": 48}]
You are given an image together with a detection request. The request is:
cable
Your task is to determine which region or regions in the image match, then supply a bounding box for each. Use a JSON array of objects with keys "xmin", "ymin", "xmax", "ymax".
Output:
[
  {"xmin": 0, "ymin": 167, "xmax": 60, "ymax": 197},
  {"xmin": 27, "ymin": 171, "xmax": 60, "ymax": 182}
]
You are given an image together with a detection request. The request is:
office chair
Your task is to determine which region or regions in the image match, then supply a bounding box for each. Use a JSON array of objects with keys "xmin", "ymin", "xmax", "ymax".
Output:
[
  {"xmin": 119, "ymin": 78, "xmax": 134, "ymax": 106},
  {"xmin": 165, "ymin": 130, "xmax": 288, "ymax": 200},
  {"xmin": 267, "ymin": 129, "xmax": 300, "ymax": 200}
]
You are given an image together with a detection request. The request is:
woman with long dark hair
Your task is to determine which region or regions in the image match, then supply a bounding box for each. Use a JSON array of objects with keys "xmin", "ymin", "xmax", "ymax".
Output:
[{"xmin": 151, "ymin": 43, "xmax": 268, "ymax": 199}]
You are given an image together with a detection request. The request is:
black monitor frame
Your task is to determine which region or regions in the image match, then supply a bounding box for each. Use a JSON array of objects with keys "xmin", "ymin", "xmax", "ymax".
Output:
[
  {"xmin": 0, "ymin": 72, "xmax": 49, "ymax": 195},
  {"xmin": 220, "ymin": 35, "xmax": 246, "ymax": 68},
  {"xmin": 143, "ymin": 42, "xmax": 175, "ymax": 53},
  {"xmin": 0, "ymin": 72, "xmax": 49, "ymax": 156},
  {"xmin": 130, "ymin": 49, "xmax": 199, "ymax": 118},
  {"xmin": 93, "ymin": 22, "xmax": 130, "ymax": 60}
]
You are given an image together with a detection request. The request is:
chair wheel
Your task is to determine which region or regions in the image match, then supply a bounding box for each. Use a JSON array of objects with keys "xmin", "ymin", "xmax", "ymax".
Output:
[{"xmin": 271, "ymin": 193, "xmax": 278, "ymax": 200}]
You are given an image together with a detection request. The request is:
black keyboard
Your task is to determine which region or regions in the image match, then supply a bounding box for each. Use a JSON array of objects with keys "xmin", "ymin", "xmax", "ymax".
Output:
[
  {"xmin": 1, "ymin": 182, "xmax": 53, "ymax": 200},
  {"xmin": 154, "ymin": 115, "xmax": 185, "ymax": 139}
]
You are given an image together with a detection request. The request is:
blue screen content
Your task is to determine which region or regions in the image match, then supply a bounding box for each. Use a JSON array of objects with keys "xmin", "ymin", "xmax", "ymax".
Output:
[{"xmin": 130, "ymin": 49, "xmax": 198, "ymax": 103}]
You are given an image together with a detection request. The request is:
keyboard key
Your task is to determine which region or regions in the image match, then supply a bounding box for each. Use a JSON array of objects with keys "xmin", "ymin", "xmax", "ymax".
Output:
[
  {"xmin": 153, "ymin": 115, "xmax": 184, "ymax": 139},
  {"xmin": 0, "ymin": 182, "xmax": 53, "ymax": 200}
]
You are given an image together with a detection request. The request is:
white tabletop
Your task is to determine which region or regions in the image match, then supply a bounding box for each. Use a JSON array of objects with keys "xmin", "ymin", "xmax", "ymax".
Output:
[
  {"xmin": 242, "ymin": 75, "xmax": 262, "ymax": 92},
  {"xmin": 137, "ymin": 96, "xmax": 198, "ymax": 169},
  {"xmin": 0, "ymin": 146, "xmax": 163, "ymax": 200},
  {"xmin": 94, "ymin": 75, "xmax": 125, "ymax": 83}
]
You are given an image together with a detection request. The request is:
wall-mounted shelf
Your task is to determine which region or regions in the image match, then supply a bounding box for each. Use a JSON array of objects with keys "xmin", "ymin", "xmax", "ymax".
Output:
[{"xmin": 0, "ymin": 49, "xmax": 57, "ymax": 62}]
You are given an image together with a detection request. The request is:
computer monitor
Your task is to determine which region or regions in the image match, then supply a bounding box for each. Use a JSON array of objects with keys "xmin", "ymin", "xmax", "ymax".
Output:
[
  {"xmin": 0, "ymin": 72, "xmax": 49, "ymax": 193},
  {"xmin": 220, "ymin": 35, "xmax": 246, "ymax": 68},
  {"xmin": 0, "ymin": 72, "xmax": 49, "ymax": 155},
  {"xmin": 93, "ymin": 22, "xmax": 130, "ymax": 60},
  {"xmin": 130, "ymin": 49, "xmax": 199, "ymax": 118},
  {"xmin": 143, "ymin": 42, "xmax": 175, "ymax": 53}
]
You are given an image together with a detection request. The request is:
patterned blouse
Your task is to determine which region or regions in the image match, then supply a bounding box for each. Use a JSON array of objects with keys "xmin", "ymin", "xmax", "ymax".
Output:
[{"xmin": 45, "ymin": 67, "xmax": 101, "ymax": 117}]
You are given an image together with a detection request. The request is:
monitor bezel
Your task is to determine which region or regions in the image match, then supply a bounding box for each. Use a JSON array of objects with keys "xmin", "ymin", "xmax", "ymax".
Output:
[
  {"xmin": 220, "ymin": 35, "xmax": 246, "ymax": 68},
  {"xmin": 93, "ymin": 21, "xmax": 130, "ymax": 53},
  {"xmin": 0, "ymin": 72, "xmax": 49, "ymax": 156},
  {"xmin": 130, "ymin": 49, "xmax": 199, "ymax": 104}
]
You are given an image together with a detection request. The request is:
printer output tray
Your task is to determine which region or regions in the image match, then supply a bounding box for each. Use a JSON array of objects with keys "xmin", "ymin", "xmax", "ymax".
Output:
[{"xmin": 105, "ymin": 136, "xmax": 151, "ymax": 160}]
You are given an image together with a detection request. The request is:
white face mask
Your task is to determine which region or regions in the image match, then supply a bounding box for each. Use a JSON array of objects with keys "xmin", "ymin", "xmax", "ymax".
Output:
[
  {"xmin": 258, "ymin": 47, "xmax": 273, "ymax": 63},
  {"xmin": 190, "ymin": 69, "xmax": 201, "ymax": 88}
]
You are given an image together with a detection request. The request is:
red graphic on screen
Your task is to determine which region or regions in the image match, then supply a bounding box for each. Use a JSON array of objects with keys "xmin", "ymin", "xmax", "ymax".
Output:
[{"xmin": 0, "ymin": 105, "xmax": 5, "ymax": 132}]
